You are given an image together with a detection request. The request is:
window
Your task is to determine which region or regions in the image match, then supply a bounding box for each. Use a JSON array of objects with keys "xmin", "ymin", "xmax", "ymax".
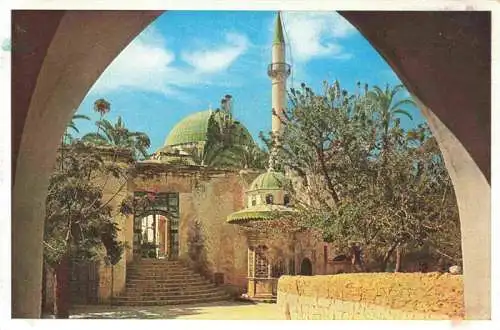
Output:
[
  {"xmin": 284, "ymin": 194, "xmax": 290, "ymax": 206},
  {"xmin": 265, "ymin": 194, "xmax": 274, "ymax": 205},
  {"xmin": 255, "ymin": 245, "xmax": 269, "ymax": 278},
  {"xmin": 251, "ymin": 196, "xmax": 256, "ymax": 206}
]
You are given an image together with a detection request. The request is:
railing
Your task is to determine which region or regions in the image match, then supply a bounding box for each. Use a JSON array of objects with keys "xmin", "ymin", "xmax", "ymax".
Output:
[{"xmin": 267, "ymin": 62, "xmax": 291, "ymax": 78}]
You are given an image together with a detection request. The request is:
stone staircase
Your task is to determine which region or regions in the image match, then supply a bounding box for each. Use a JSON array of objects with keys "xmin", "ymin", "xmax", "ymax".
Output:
[{"xmin": 116, "ymin": 259, "xmax": 230, "ymax": 306}]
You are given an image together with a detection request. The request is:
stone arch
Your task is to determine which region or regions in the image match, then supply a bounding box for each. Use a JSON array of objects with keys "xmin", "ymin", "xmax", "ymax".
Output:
[{"xmin": 11, "ymin": 11, "xmax": 489, "ymax": 319}]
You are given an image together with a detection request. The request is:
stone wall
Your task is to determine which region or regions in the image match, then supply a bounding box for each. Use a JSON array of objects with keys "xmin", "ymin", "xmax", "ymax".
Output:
[
  {"xmin": 98, "ymin": 162, "xmax": 131, "ymax": 301},
  {"xmin": 277, "ymin": 273, "xmax": 464, "ymax": 320},
  {"xmin": 181, "ymin": 172, "xmax": 249, "ymax": 293},
  {"xmin": 131, "ymin": 169, "xmax": 250, "ymax": 294}
]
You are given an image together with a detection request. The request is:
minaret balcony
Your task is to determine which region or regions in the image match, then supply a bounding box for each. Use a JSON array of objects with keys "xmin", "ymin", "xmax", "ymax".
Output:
[{"xmin": 267, "ymin": 62, "xmax": 291, "ymax": 78}]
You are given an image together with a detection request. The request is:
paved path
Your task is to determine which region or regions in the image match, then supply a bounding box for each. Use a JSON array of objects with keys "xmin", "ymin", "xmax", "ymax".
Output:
[{"xmin": 70, "ymin": 301, "xmax": 282, "ymax": 320}]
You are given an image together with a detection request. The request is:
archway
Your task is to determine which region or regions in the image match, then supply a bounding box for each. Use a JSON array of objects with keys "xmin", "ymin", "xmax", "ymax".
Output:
[
  {"xmin": 134, "ymin": 209, "xmax": 179, "ymax": 260},
  {"xmin": 11, "ymin": 11, "xmax": 490, "ymax": 319},
  {"xmin": 300, "ymin": 258, "xmax": 312, "ymax": 276}
]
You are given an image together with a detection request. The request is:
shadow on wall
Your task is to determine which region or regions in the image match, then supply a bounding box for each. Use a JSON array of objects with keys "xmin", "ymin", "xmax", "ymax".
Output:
[{"xmin": 186, "ymin": 219, "xmax": 209, "ymax": 277}]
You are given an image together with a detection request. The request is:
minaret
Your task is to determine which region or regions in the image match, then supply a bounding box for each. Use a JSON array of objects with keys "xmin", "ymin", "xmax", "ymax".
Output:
[{"xmin": 268, "ymin": 12, "xmax": 290, "ymax": 170}]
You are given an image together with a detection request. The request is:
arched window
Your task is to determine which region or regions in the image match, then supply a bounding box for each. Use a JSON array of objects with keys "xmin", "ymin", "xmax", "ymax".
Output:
[
  {"xmin": 251, "ymin": 197, "xmax": 256, "ymax": 206},
  {"xmin": 265, "ymin": 194, "xmax": 273, "ymax": 205},
  {"xmin": 284, "ymin": 194, "xmax": 290, "ymax": 206}
]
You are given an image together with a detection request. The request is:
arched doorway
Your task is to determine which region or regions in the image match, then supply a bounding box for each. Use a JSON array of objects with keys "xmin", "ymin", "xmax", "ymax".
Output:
[
  {"xmin": 300, "ymin": 258, "xmax": 312, "ymax": 276},
  {"xmin": 133, "ymin": 192, "xmax": 180, "ymax": 260}
]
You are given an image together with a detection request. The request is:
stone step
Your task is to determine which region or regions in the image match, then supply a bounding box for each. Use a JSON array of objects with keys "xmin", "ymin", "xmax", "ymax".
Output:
[
  {"xmin": 125, "ymin": 283, "xmax": 211, "ymax": 289},
  {"xmin": 118, "ymin": 291, "xmax": 226, "ymax": 300},
  {"xmin": 133, "ymin": 261, "xmax": 183, "ymax": 266},
  {"xmin": 124, "ymin": 283, "xmax": 217, "ymax": 290},
  {"xmin": 129, "ymin": 261, "xmax": 186, "ymax": 267},
  {"xmin": 115, "ymin": 295, "xmax": 230, "ymax": 306},
  {"xmin": 119, "ymin": 287, "xmax": 223, "ymax": 296},
  {"xmin": 125, "ymin": 282, "xmax": 215, "ymax": 290},
  {"xmin": 127, "ymin": 268, "xmax": 192, "ymax": 274},
  {"xmin": 126, "ymin": 269, "xmax": 193, "ymax": 274},
  {"xmin": 126, "ymin": 271, "xmax": 201, "ymax": 276},
  {"xmin": 126, "ymin": 275, "xmax": 205, "ymax": 281},
  {"xmin": 126, "ymin": 278, "xmax": 210, "ymax": 285}
]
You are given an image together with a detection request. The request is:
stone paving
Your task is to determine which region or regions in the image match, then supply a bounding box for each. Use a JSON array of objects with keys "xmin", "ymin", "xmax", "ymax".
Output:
[{"xmin": 69, "ymin": 301, "xmax": 282, "ymax": 320}]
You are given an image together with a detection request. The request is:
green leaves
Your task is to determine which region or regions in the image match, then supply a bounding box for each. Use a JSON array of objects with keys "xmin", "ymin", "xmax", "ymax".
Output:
[
  {"xmin": 44, "ymin": 140, "xmax": 127, "ymax": 267},
  {"xmin": 201, "ymin": 109, "xmax": 267, "ymax": 169},
  {"xmin": 266, "ymin": 80, "xmax": 460, "ymax": 268},
  {"xmin": 82, "ymin": 116, "xmax": 151, "ymax": 160}
]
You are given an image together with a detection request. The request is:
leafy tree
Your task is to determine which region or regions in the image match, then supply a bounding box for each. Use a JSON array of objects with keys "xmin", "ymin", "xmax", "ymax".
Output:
[
  {"xmin": 265, "ymin": 81, "xmax": 461, "ymax": 272},
  {"xmin": 44, "ymin": 141, "xmax": 126, "ymax": 318},
  {"xmin": 44, "ymin": 101, "xmax": 152, "ymax": 317}
]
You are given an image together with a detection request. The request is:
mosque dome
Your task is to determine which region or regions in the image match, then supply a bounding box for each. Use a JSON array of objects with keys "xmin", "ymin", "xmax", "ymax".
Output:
[
  {"xmin": 248, "ymin": 170, "xmax": 287, "ymax": 191},
  {"xmin": 164, "ymin": 111, "xmax": 212, "ymax": 146},
  {"xmin": 164, "ymin": 110, "xmax": 254, "ymax": 147}
]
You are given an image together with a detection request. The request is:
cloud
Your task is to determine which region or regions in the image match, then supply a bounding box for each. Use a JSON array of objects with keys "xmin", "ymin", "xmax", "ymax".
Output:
[
  {"xmin": 90, "ymin": 27, "xmax": 249, "ymax": 98},
  {"xmin": 181, "ymin": 33, "xmax": 250, "ymax": 73},
  {"xmin": 281, "ymin": 12, "xmax": 356, "ymax": 63}
]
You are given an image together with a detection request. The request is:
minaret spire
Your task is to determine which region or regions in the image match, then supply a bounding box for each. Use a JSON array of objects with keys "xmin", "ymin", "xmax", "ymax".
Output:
[
  {"xmin": 268, "ymin": 11, "xmax": 290, "ymax": 171},
  {"xmin": 273, "ymin": 11, "xmax": 285, "ymax": 45}
]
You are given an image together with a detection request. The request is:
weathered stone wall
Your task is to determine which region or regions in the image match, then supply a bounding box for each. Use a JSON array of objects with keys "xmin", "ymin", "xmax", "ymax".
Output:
[
  {"xmin": 183, "ymin": 172, "xmax": 249, "ymax": 292},
  {"xmin": 277, "ymin": 273, "xmax": 464, "ymax": 320},
  {"xmin": 97, "ymin": 162, "xmax": 131, "ymax": 301},
  {"xmin": 130, "ymin": 169, "xmax": 249, "ymax": 294}
]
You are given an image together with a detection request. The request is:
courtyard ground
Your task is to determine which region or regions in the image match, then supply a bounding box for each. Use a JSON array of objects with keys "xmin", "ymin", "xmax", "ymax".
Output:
[{"xmin": 69, "ymin": 301, "xmax": 282, "ymax": 320}]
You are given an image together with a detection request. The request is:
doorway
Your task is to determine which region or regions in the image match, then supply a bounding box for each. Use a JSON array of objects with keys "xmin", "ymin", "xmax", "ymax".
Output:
[
  {"xmin": 133, "ymin": 192, "xmax": 179, "ymax": 260},
  {"xmin": 300, "ymin": 258, "xmax": 313, "ymax": 276}
]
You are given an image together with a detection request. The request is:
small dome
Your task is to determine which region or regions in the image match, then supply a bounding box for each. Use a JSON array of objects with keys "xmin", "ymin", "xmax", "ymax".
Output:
[
  {"xmin": 249, "ymin": 171, "xmax": 287, "ymax": 191},
  {"xmin": 164, "ymin": 111, "xmax": 212, "ymax": 146}
]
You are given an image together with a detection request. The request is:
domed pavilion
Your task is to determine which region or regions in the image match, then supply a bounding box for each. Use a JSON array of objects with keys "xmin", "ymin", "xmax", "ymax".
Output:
[{"xmin": 227, "ymin": 170, "xmax": 298, "ymax": 301}]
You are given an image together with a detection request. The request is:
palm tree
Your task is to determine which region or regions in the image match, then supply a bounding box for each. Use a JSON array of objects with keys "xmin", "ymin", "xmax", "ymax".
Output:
[
  {"xmin": 63, "ymin": 114, "xmax": 91, "ymax": 144},
  {"xmin": 83, "ymin": 116, "xmax": 151, "ymax": 160},
  {"xmin": 60, "ymin": 114, "xmax": 91, "ymax": 171},
  {"xmin": 367, "ymin": 83, "xmax": 416, "ymax": 135}
]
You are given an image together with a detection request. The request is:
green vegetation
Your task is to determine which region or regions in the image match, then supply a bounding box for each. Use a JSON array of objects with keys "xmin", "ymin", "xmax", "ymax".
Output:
[
  {"xmin": 199, "ymin": 95, "xmax": 268, "ymax": 169},
  {"xmin": 264, "ymin": 81, "xmax": 461, "ymax": 271},
  {"xmin": 43, "ymin": 99, "xmax": 152, "ymax": 318},
  {"xmin": 82, "ymin": 116, "xmax": 151, "ymax": 160}
]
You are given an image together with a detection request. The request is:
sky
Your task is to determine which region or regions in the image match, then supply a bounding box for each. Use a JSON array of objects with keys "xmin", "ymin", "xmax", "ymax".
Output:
[{"xmin": 74, "ymin": 11, "xmax": 424, "ymax": 153}]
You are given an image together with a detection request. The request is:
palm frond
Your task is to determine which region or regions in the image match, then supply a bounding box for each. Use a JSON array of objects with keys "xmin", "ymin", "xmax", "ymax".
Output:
[
  {"xmin": 392, "ymin": 109, "xmax": 414, "ymax": 121},
  {"xmin": 67, "ymin": 123, "xmax": 79, "ymax": 133},
  {"xmin": 82, "ymin": 132, "xmax": 108, "ymax": 144},
  {"xmin": 391, "ymin": 98, "xmax": 416, "ymax": 111},
  {"xmin": 72, "ymin": 114, "xmax": 91, "ymax": 121}
]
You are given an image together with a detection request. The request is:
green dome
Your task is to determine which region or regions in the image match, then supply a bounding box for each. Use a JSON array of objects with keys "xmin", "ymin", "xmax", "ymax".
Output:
[
  {"xmin": 164, "ymin": 110, "xmax": 254, "ymax": 147},
  {"xmin": 165, "ymin": 111, "xmax": 212, "ymax": 146},
  {"xmin": 249, "ymin": 171, "xmax": 287, "ymax": 191}
]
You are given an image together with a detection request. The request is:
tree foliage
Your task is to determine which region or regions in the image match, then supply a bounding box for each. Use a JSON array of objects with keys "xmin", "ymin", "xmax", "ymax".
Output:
[
  {"xmin": 44, "ymin": 141, "xmax": 126, "ymax": 268},
  {"xmin": 198, "ymin": 95, "xmax": 268, "ymax": 169},
  {"xmin": 43, "ymin": 99, "xmax": 152, "ymax": 317},
  {"xmin": 82, "ymin": 116, "xmax": 151, "ymax": 160},
  {"xmin": 265, "ymin": 81, "xmax": 461, "ymax": 270}
]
